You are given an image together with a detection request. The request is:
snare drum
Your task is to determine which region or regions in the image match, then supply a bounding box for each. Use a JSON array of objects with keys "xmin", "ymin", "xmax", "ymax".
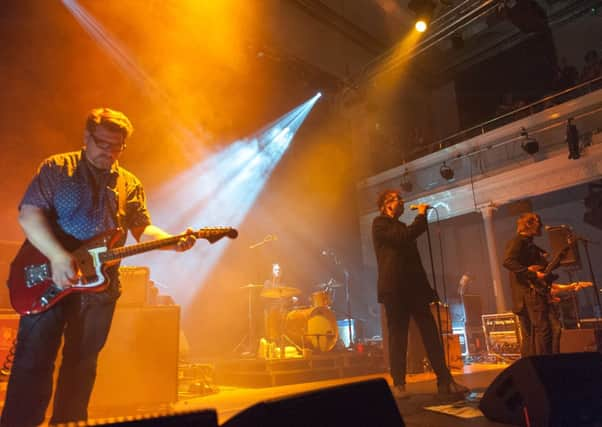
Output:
[
  {"xmin": 311, "ymin": 290, "xmax": 331, "ymax": 307},
  {"xmin": 285, "ymin": 306, "xmax": 338, "ymax": 352}
]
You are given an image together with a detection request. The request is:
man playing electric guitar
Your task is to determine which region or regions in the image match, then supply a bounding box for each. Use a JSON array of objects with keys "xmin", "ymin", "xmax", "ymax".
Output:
[
  {"xmin": 1, "ymin": 108, "xmax": 199, "ymax": 427},
  {"xmin": 503, "ymin": 213, "xmax": 562, "ymax": 357}
]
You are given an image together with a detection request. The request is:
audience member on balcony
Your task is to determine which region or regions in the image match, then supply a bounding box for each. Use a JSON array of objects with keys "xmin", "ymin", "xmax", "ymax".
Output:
[{"xmin": 579, "ymin": 49, "xmax": 601, "ymax": 83}]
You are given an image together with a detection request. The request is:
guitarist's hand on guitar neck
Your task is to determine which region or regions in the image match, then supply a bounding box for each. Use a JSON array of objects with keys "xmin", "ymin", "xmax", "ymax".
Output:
[{"xmin": 174, "ymin": 228, "xmax": 197, "ymax": 252}]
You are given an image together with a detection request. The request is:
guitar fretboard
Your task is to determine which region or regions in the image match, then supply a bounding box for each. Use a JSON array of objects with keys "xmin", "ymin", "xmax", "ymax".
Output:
[{"xmin": 101, "ymin": 235, "xmax": 185, "ymax": 262}]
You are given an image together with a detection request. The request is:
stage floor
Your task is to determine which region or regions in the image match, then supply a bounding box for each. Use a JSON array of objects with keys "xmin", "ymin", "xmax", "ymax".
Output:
[
  {"xmin": 0, "ymin": 360, "xmax": 513, "ymax": 426},
  {"xmin": 169, "ymin": 361, "xmax": 513, "ymax": 426}
]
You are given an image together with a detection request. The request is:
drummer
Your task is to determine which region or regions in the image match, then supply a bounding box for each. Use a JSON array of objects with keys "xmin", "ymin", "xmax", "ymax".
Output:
[{"xmin": 262, "ymin": 263, "xmax": 297, "ymax": 342}]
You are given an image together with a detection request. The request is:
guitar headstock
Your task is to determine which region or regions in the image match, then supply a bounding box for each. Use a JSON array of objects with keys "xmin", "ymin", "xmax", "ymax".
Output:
[{"xmin": 195, "ymin": 227, "xmax": 238, "ymax": 243}]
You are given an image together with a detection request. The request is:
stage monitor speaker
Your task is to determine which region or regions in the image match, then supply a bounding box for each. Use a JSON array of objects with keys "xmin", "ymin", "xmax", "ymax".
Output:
[
  {"xmin": 88, "ymin": 305, "xmax": 180, "ymax": 416},
  {"xmin": 56, "ymin": 409, "xmax": 217, "ymax": 426},
  {"xmin": 479, "ymin": 352, "xmax": 602, "ymax": 426},
  {"xmin": 221, "ymin": 378, "xmax": 404, "ymax": 427}
]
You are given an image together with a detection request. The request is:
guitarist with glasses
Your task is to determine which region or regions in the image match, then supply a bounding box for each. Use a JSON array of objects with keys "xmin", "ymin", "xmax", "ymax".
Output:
[{"xmin": 1, "ymin": 108, "xmax": 197, "ymax": 427}]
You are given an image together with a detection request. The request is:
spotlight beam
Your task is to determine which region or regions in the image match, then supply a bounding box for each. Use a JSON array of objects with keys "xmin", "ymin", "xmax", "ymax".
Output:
[{"xmin": 127, "ymin": 94, "xmax": 322, "ymax": 309}]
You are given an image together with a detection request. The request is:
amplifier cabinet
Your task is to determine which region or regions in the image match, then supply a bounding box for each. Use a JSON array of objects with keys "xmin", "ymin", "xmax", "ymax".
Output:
[
  {"xmin": 117, "ymin": 266, "xmax": 151, "ymax": 307},
  {"xmin": 482, "ymin": 313, "xmax": 521, "ymax": 356},
  {"xmin": 89, "ymin": 305, "xmax": 180, "ymax": 414},
  {"xmin": 560, "ymin": 328, "xmax": 602, "ymax": 353}
]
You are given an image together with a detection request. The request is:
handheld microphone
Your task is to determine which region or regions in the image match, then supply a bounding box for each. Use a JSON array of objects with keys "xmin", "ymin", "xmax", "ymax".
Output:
[{"xmin": 410, "ymin": 204, "xmax": 431, "ymax": 210}]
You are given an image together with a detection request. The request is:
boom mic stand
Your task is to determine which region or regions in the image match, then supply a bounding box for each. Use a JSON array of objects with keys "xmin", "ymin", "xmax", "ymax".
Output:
[{"xmin": 423, "ymin": 208, "xmax": 446, "ymax": 352}]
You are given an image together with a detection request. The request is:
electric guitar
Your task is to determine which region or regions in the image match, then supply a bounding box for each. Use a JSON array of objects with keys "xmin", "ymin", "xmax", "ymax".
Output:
[
  {"xmin": 527, "ymin": 237, "xmax": 575, "ymax": 295},
  {"xmin": 7, "ymin": 227, "xmax": 238, "ymax": 315}
]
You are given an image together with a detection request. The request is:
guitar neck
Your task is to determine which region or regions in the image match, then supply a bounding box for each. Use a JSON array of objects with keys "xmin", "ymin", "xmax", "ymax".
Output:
[
  {"xmin": 99, "ymin": 227, "xmax": 237, "ymax": 262},
  {"xmin": 102, "ymin": 234, "xmax": 187, "ymax": 262}
]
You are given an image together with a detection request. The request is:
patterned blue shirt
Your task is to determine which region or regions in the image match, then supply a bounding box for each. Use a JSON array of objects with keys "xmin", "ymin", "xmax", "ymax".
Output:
[
  {"xmin": 21, "ymin": 150, "xmax": 151, "ymax": 240},
  {"xmin": 20, "ymin": 150, "xmax": 152, "ymax": 299}
]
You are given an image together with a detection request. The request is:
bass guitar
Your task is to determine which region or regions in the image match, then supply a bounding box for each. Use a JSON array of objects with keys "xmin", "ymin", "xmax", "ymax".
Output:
[{"xmin": 8, "ymin": 227, "xmax": 238, "ymax": 315}]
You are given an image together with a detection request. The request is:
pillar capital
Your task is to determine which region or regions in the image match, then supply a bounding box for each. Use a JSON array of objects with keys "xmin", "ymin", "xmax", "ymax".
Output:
[{"xmin": 478, "ymin": 202, "xmax": 498, "ymax": 219}]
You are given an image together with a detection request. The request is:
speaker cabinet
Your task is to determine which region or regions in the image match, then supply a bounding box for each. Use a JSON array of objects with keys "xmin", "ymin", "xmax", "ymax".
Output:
[
  {"xmin": 546, "ymin": 225, "xmax": 580, "ymax": 268},
  {"xmin": 89, "ymin": 305, "xmax": 180, "ymax": 414},
  {"xmin": 222, "ymin": 378, "xmax": 404, "ymax": 427},
  {"xmin": 560, "ymin": 328, "xmax": 602, "ymax": 353},
  {"xmin": 479, "ymin": 352, "xmax": 602, "ymax": 426}
]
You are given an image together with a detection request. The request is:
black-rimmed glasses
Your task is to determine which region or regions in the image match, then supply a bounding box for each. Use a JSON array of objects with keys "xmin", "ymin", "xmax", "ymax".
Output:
[{"xmin": 90, "ymin": 133, "xmax": 126, "ymax": 152}]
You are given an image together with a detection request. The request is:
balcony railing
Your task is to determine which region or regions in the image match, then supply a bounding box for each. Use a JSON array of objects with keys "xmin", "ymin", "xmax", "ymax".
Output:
[{"xmin": 411, "ymin": 75, "xmax": 602, "ymax": 160}]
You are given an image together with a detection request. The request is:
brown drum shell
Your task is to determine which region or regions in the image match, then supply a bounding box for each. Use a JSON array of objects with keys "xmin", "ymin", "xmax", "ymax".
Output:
[
  {"xmin": 311, "ymin": 290, "xmax": 331, "ymax": 307},
  {"xmin": 285, "ymin": 306, "xmax": 338, "ymax": 352}
]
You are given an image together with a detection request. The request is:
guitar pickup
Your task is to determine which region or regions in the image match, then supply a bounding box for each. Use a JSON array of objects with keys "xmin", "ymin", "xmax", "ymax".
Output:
[{"xmin": 24, "ymin": 264, "xmax": 50, "ymax": 288}]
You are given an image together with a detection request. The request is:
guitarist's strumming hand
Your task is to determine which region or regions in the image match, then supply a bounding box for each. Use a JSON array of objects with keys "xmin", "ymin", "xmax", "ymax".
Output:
[{"xmin": 49, "ymin": 251, "xmax": 79, "ymax": 289}]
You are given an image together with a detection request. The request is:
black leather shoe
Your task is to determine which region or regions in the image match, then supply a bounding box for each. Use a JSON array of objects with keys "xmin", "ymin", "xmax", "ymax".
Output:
[{"xmin": 437, "ymin": 380, "xmax": 470, "ymax": 396}]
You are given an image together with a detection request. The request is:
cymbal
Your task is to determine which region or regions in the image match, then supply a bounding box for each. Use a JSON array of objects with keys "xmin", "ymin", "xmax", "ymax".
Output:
[
  {"xmin": 240, "ymin": 283, "xmax": 264, "ymax": 289},
  {"xmin": 260, "ymin": 286, "xmax": 301, "ymax": 298},
  {"xmin": 316, "ymin": 282, "xmax": 343, "ymax": 289}
]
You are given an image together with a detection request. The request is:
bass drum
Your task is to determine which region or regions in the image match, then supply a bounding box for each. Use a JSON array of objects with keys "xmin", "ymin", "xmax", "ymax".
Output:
[{"xmin": 285, "ymin": 306, "xmax": 338, "ymax": 352}]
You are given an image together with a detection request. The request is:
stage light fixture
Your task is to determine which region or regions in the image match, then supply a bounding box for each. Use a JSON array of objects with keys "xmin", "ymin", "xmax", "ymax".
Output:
[
  {"xmin": 408, "ymin": 0, "xmax": 436, "ymax": 32},
  {"xmin": 439, "ymin": 162, "xmax": 454, "ymax": 181},
  {"xmin": 520, "ymin": 128, "xmax": 539, "ymax": 155},
  {"xmin": 400, "ymin": 169, "xmax": 413, "ymax": 192}
]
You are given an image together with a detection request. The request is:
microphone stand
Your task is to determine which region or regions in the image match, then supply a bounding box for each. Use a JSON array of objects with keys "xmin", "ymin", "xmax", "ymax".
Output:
[
  {"xmin": 330, "ymin": 251, "xmax": 355, "ymax": 349},
  {"xmin": 423, "ymin": 210, "xmax": 445, "ymax": 351},
  {"xmin": 578, "ymin": 236, "xmax": 602, "ymax": 321},
  {"xmin": 343, "ymin": 268, "xmax": 354, "ymax": 349},
  {"xmin": 335, "ymin": 254, "xmax": 355, "ymax": 349}
]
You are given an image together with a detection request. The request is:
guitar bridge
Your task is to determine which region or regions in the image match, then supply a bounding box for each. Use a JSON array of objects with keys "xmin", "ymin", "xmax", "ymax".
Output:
[{"xmin": 24, "ymin": 264, "xmax": 50, "ymax": 288}]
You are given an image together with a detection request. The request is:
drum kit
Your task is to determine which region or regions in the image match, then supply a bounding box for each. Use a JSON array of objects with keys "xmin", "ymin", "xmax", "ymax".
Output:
[
  {"xmin": 236, "ymin": 281, "xmax": 343, "ymax": 359},
  {"xmin": 264, "ymin": 282, "xmax": 342, "ymax": 356}
]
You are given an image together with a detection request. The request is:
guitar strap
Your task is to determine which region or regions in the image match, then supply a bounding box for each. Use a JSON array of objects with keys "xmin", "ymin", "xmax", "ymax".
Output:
[{"xmin": 117, "ymin": 172, "xmax": 126, "ymax": 230}]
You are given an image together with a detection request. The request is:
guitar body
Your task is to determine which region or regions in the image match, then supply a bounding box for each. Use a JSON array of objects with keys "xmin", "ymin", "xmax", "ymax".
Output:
[
  {"xmin": 528, "ymin": 264, "xmax": 559, "ymax": 294},
  {"xmin": 8, "ymin": 230, "xmax": 123, "ymax": 315}
]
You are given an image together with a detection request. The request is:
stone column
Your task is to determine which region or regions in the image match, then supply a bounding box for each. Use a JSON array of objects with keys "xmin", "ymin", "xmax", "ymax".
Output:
[{"xmin": 479, "ymin": 204, "xmax": 507, "ymax": 313}]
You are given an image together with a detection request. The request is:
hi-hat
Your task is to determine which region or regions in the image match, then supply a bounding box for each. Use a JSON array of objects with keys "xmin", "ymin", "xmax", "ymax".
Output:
[
  {"xmin": 260, "ymin": 286, "xmax": 301, "ymax": 298},
  {"xmin": 240, "ymin": 283, "xmax": 264, "ymax": 289}
]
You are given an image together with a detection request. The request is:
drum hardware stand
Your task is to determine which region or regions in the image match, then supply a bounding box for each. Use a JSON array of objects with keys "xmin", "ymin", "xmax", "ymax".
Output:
[
  {"xmin": 261, "ymin": 286, "xmax": 303, "ymax": 359},
  {"xmin": 232, "ymin": 283, "xmax": 263, "ymax": 357},
  {"xmin": 323, "ymin": 249, "xmax": 356, "ymax": 350}
]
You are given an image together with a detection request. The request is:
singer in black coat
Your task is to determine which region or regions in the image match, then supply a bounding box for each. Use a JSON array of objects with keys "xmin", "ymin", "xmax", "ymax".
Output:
[{"xmin": 372, "ymin": 190, "xmax": 467, "ymax": 396}]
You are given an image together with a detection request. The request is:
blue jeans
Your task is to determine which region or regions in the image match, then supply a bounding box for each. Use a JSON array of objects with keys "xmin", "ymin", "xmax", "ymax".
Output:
[{"xmin": 0, "ymin": 294, "xmax": 116, "ymax": 426}]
